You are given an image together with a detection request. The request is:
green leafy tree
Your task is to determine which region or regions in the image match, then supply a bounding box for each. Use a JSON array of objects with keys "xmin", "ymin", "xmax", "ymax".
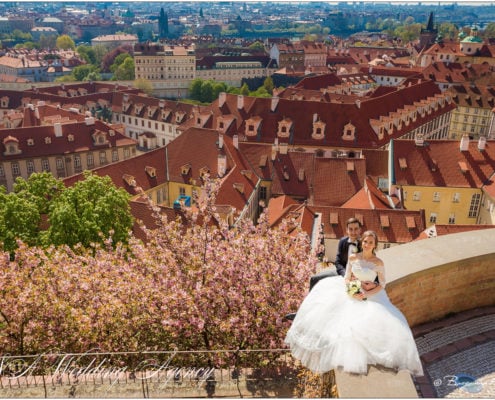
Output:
[
  {"xmin": 482, "ymin": 22, "xmax": 495, "ymax": 40},
  {"xmin": 438, "ymin": 22, "xmax": 459, "ymax": 40},
  {"xmin": 110, "ymin": 53, "xmax": 131, "ymax": 73},
  {"xmin": 212, "ymin": 81, "xmax": 228, "ymax": 100},
  {"xmin": 77, "ymin": 44, "xmax": 97, "ymax": 65},
  {"xmin": 0, "ymin": 188, "xmax": 40, "ymax": 253},
  {"xmin": 56, "ymin": 34, "xmax": 76, "ymax": 50},
  {"xmin": 72, "ymin": 64, "xmax": 99, "ymax": 81},
  {"xmin": 112, "ymin": 57, "xmax": 135, "ymax": 80},
  {"xmin": 394, "ymin": 23, "xmax": 421, "ymax": 42},
  {"xmin": 85, "ymin": 70, "xmax": 102, "ymax": 82},
  {"xmin": 240, "ymin": 83, "xmax": 250, "ymax": 96},
  {"xmin": 39, "ymin": 34, "xmax": 56, "ymax": 49},
  {"xmin": 200, "ymin": 80, "xmax": 214, "ymax": 103},
  {"xmin": 189, "ymin": 78, "xmax": 203, "ymax": 101},
  {"xmin": 134, "ymin": 78, "xmax": 154, "ymax": 95},
  {"xmin": 42, "ymin": 171, "xmax": 133, "ymax": 248},
  {"xmin": 263, "ymin": 76, "xmax": 274, "ymax": 95},
  {"xmin": 13, "ymin": 172, "xmax": 64, "ymax": 215},
  {"xmin": 0, "ymin": 173, "xmax": 64, "ymax": 252}
]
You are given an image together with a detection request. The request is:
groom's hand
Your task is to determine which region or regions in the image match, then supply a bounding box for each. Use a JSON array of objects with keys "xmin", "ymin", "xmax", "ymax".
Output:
[{"xmin": 361, "ymin": 281, "xmax": 378, "ymax": 291}]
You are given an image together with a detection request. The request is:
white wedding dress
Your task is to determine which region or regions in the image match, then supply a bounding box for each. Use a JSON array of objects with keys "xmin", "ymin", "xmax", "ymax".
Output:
[{"xmin": 285, "ymin": 258, "xmax": 423, "ymax": 376}]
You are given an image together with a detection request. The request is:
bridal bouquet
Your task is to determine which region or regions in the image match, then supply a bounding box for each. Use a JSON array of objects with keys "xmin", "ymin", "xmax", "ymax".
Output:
[{"xmin": 346, "ymin": 279, "xmax": 366, "ymax": 300}]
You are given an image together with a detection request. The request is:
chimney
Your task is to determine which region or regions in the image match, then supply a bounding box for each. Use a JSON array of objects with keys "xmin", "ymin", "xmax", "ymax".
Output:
[
  {"xmin": 478, "ymin": 136, "xmax": 487, "ymax": 151},
  {"xmin": 279, "ymin": 142, "xmax": 288, "ymax": 155},
  {"xmin": 271, "ymin": 144, "xmax": 277, "ymax": 161},
  {"xmin": 271, "ymin": 96, "xmax": 279, "ymax": 112},
  {"xmin": 219, "ymin": 92, "xmax": 227, "ymax": 107},
  {"xmin": 415, "ymin": 133, "xmax": 425, "ymax": 146},
  {"xmin": 54, "ymin": 122, "xmax": 63, "ymax": 137},
  {"xmin": 460, "ymin": 134, "xmax": 470, "ymax": 151},
  {"xmin": 218, "ymin": 133, "xmax": 223, "ymax": 149},
  {"xmin": 355, "ymin": 99, "xmax": 361, "ymax": 109},
  {"xmin": 217, "ymin": 154, "xmax": 227, "ymax": 177},
  {"xmin": 313, "ymin": 113, "xmax": 318, "ymax": 122},
  {"xmin": 34, "ymin": 107, "xmax": 40, "ymax": 119},
  {"xmin": 233, "ymin": 134, "xmax": 239, "ymax": 149},
  {"xmin": 237, "ymin": 95, "xmax": 244, "ymax": 110}
]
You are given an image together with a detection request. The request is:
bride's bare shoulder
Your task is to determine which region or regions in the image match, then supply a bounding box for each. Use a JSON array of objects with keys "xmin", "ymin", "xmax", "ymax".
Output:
[{"xmin": 372, "ymin": 257, "xmax": 384, "ymax": 267}]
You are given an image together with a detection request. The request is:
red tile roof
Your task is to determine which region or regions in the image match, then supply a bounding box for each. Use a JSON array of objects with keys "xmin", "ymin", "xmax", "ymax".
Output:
[
  {"xmin": 209, "ymin": 79, "xmax": 454, "ymax": 150},
  {"xmin": 312, "ymin": 157, "xmax": 366, "ymax": 206},
  {"xmin": 312, "ymin": 206, "xmax": 426, "ymax": 244},
  {"xmin": 416, "ymin": 223, "xmax": 495, "ymax": 240},
  {"xmin": 0, "ymin": 118, "xmax": 135, "ymax": 162},
  {"xmin": 63, "ymin": 147, "xmax": 167, "ymax": 196},
  {"xmin": 392, "ymin": 138, "xmax": 495, "ymax": 188}
]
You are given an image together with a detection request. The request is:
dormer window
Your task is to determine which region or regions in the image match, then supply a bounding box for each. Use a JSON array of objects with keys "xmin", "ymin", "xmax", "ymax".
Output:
[
  {"xmin": 181, "ymin": 163, "xmax": 191, "ymax": 175},
  {"xmin": 3, "ymin": 136, "xmax": 21, "ymax": 156},
  {"xmin": 342, "ymin": 122, "xmax": 356, "ymax": 141},
  {"xmin": 277, "ymin": 118, "xmax": 292, "ymax": 138},
  {"xmin": 134, "ymin": 103, "xmax": 144, "ymax": 114},
  {"xmin": 27, "ymin": 138, "xmax": 35, "ymax": 146},
  {"xmin": 199, "ymin": 166, "xmax": 210, "ymax": 179},
  {"xmin": 67, "ymin": 134, "xmax": 74, "ymax": 142},
  {"xmin": 162, "ymin": 109, "xmax": 171, "ymax": 120},
  {"xmin": 312, "ymin": 120, "xmax": 326, "ymax": 140},
  {"xmin": 92, "ymin": 130, "xmax": 108, "ymax": 146},
  {"xmin": 245, "ymin": 116, "xmax": 262, "ymax": 137},
  {"xmin": 175, "ymin": 111, "xmax": 185, "ymax": 123},
  {"xmin": 145, "ymin": 166, "xmax": 156, "ymax": 178},
  {"xmin": 123, "ymin": 174, "xmax": 137, "ymax": 187},
  {"xmin": 45, "ymin": 137, "xmax": 51, "ymax": 144}
]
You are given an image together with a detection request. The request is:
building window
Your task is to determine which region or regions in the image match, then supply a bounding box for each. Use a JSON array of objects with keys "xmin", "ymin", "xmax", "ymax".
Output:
[
  {"xmin": 0, "ymin": 165, "xmax": 4, "ymax": 177},
  {"xmin": 87, "ymin": 153, "xmax": 94, "ymax": 167},
  {"xmin": 56, "ymin": 158, "xmax": 64, "ymax": 170},
  {"xmin": 452, "ymin": 192, "xmax": 460, "ymax": 203},
  {"xmin": 124, "ymin": 148, "xmax": 130, "ymax": 159},
  {"xmin": 448, "ymin": 213, "xmax": 456, "ymax": 224},
  {"xmin": 112, "ymin": 149, "xmax": 119, "ymax": 162},
  {"xmin": 429, "ymin": 213, "xmax": 437, "ymax": 223},
  {"xmin": 99, "ymin": 151, "xmax": 107, "ymax": 165},
  {"xmin": 412, "ymin": 191, "xmax": 421, "ymax": 201},
  {"xmin": 468, "ymin": 193, "xmax": 481, "ymax": 218},
  {"xmin": 259, "ymin": 186, "xmax": 267, "ymax": 201},
  {"xmin": 41, "ymin": 159, "xmax": 50, "ymax": 171},
  {"xmin": 27, "ymin": 160, "xmax": 35, "ymax": 174},
  {"xmin": 179, "ymin": 186, "xmax": 186, "ymax": 196},
  {"xmin": 11, "ymin": 162, "xmax": 20, "ymax": 176},
  {"xmin": 433, "ymin": 192, "xmax": 440, "ymax": 202}
]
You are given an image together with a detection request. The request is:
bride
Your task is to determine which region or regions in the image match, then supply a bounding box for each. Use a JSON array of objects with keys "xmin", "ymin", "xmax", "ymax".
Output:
[{"xmin": 285, "ymin": 230, "xmax": 423, "ymax": 376}]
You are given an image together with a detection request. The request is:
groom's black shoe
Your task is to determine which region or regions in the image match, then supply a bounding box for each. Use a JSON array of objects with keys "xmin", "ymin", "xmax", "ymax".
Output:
[{"xmin": 283, "ymin": 312, "xmax": 296, "ymax": 321}]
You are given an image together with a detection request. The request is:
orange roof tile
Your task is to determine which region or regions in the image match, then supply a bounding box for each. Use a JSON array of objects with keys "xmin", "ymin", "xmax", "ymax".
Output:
[{"xmin": 392, "ymin": 139, "xmax": 495, "ymax": 188}]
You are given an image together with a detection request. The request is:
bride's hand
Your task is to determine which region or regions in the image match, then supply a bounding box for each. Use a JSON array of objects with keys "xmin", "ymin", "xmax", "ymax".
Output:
[
  {"xmin": 353, "ymin": 291, "xmax": 367, "ymax": 301},
  {"xmin": 361, "ymin": 281, "xmax": 378, "ymax": 291}
]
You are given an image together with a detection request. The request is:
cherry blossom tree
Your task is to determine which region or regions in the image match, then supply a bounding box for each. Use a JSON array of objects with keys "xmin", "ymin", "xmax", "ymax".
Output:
[{"xmin": 0, "ymin": 178, "xmax": 317, "ymax": 365}]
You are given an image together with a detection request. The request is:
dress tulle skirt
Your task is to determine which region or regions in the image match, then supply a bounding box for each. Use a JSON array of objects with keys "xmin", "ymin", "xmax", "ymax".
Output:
[{"xmin": 285, "ymin": 276, "xmax": 423, "ymax": 376}]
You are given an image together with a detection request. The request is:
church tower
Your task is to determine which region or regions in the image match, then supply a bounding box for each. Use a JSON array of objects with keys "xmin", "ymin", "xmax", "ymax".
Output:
[{"xmin": 419, "ymin": 12, "xmax": 438, "ymax": 49}]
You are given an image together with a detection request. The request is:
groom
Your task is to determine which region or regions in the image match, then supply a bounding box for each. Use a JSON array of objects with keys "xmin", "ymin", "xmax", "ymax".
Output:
[
  {"xmin": 284, "ymin": 218, "xmax": 363, "ymax": 321},
  {"xmin": 309, "ymin": 217, "xmax": 362, "ymax": 289}
]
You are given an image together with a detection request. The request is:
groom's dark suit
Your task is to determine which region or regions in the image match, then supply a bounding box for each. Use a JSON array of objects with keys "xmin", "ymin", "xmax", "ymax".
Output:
[{"xmin": 309, "ymin": 236, "xmax": 360, "ymax": 290}]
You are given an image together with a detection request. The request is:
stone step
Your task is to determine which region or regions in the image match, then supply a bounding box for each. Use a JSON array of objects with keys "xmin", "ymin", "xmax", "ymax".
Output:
[{"xmin": 334, "ymin": 365, "xmax": 418, "ymax": 398}]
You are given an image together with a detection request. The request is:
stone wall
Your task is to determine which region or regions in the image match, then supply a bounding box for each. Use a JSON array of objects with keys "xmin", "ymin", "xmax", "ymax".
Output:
[{"xmin": 380, "ymin": 228, "xmax": 495, "ymax": 327}]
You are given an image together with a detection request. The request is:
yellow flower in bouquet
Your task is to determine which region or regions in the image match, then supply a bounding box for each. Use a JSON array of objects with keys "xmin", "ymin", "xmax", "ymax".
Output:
[{"xmin": 346, "ymin": 279, "xmax": 365, "ymax": 299}]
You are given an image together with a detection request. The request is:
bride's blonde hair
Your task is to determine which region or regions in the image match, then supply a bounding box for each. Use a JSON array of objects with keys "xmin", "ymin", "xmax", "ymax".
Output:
[{"xmin": 361, "ymin": 230, "xmax": 379, "ymax": 254}]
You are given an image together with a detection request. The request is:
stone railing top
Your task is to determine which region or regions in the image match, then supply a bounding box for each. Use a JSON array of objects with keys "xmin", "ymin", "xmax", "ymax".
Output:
[{"xmin": 377, "ymin": 228, "xmax": 495, "ymax": 284}]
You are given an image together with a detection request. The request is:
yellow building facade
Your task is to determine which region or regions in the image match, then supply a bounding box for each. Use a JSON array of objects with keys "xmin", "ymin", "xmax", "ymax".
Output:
[{"xmin": 402, "ymin": 185, "xmax": 482, "ymax": 227}]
